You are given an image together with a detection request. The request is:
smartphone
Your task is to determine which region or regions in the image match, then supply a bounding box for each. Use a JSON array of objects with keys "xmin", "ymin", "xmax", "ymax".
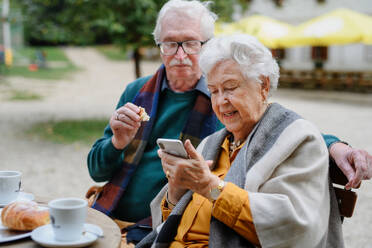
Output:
[{"xmin": 156, "ymin": 138, "xmax": 188, "ymax": 158}]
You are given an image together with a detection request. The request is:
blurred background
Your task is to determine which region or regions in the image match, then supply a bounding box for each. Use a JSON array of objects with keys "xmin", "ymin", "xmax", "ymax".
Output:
[{"xmin": 1, "ymin": 0, "xmax": 371, "ymax": 247}]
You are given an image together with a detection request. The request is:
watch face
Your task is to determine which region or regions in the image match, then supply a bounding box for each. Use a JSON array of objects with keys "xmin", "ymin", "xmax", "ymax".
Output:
[{"xmin": 210, "ymin": 181, "xmax": 225, "ymax": 201}]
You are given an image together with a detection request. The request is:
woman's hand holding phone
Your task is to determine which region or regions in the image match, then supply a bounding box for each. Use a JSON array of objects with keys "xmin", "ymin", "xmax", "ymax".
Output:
[{"xmin": 157, "ymin": 139, "xmax": 215, "ymax": 205}]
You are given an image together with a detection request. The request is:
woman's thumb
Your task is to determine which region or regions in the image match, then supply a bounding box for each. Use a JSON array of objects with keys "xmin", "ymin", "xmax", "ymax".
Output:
[{"xmin": 184, "ymin": 139, "xmax": 199, "ymax": 160}]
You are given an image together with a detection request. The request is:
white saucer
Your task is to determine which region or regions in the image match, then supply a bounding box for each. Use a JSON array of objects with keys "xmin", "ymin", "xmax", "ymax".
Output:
[
  {"xmin": 0, "ymin": 192, "xmax": 34, "ymax": 207},
  {"xmin": 31, "ymin": 223, "xmax": 103, "ymax": 248}
]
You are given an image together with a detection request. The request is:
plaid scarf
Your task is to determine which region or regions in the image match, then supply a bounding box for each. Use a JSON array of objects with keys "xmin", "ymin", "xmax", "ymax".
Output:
[
  {"xmin": 152, "ymin": 190, "xmax": 194, "ymax": 248},
  {"xmin": 92, "ymin": 65, "xmax": 218, "ymax": 217}
]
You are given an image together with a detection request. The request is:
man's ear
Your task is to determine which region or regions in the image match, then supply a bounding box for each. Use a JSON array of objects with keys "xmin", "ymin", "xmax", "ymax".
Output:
[{"xmin": 260, "ymin": 76, "xmax": 270, "ymax": 101}]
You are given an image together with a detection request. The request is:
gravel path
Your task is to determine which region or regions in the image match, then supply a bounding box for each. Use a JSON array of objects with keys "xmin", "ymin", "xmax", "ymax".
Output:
[{"xmin": 1, "ymin": 47, "xmax": 371, "ymax": 247}]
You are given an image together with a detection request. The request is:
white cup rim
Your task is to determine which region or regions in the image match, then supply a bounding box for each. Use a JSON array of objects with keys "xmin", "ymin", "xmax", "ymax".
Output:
[
  {"xmin": 0, "ymin": 171, "xmax": 22, "ymax": 177},
  {"xmin": 49, "ymin": 197, "xmax": 87, "ymax": 210}
]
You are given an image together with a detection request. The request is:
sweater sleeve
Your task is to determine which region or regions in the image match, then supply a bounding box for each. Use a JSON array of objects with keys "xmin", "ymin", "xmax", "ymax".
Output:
[
  {"xmin": 322, "ymin": 133, "xmax": 340, "ymax": 148},
  {"xmin": 86, "ymin": 77, "xmax": 150, "ymax": 182}
]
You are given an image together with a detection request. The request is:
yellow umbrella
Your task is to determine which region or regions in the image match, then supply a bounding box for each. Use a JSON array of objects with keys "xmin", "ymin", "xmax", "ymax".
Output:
[
  {"xmin": 357, "ymin": 12, "xmax": 372, "ymax": 44},
  {"xmin": 236, "ymin": 15, "xmax": 294, "ymax": 49},
  {"xmin": 214, "ymin": 22, "xmax": 241, "ymax": 36},
  {"xmin": 215, "ymin": 15, "xmax": 294, "ymax": 49},
  {"xmin": 281, "ymin": 8, "xmax": 372, "ymax": 47}
]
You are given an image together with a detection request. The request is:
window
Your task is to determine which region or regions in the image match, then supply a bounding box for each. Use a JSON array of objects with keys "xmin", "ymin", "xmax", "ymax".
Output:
[
  {"xmin": 271, "ymin": 48, "xmax": 286, "ymax": 60},
  {"xmin": 311, "ymin": 46, "xmax": 328, "ymax": 61},
  {"xmin": 311, "ymin": 46, "xmax": 328, "ymax": 69},
  {"xmin": 273, "ymin": 0, "xmax": 284, "ymax": 7}
]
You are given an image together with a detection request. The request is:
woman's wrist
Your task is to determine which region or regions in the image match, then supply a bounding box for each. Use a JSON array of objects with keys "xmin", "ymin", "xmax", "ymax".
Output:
[
  {"xmin": 165, "ymin": 191, "xmax": 176, "ymax": 209},
  {"xmin": 167, "ymin": 187, "xmax": 186, "ymax": 206},
  {"xmin": 200, "ymin": 174, "xmax": 221, "ymax": 199}
]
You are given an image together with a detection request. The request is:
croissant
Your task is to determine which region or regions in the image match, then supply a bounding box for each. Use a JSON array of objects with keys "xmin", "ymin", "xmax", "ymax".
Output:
[
  {"xmin": 1, "ymin": 201, "xmax": 50, "ymax": 231},
  {"xmin": 139, "ymin": 107, "xmax": 150, "ymax": 122}
]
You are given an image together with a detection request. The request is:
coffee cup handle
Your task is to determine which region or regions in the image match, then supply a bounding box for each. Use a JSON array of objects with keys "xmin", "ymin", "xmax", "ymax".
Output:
[
  {"xmin": 50, "ymin": 215, "xmax": 61, "ymax": 229},
  {"xmin": 15, "ymin": 181, "xmax": 21, "ymax": 192}
]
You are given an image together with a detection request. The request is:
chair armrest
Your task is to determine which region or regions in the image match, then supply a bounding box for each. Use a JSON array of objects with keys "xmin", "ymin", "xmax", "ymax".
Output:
[
  {"xmin": 329, "ymin": 160, "xmax": 359, "ymax": 218},
  {"xmin": 333, "ymin": 187, "xmax": 357, "ymax": 218}
]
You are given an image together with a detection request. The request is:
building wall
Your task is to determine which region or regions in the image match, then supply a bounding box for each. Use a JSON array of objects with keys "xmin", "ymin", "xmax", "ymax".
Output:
[
  {"xmin": 326, "ymin": 44, "xmax": 372, "ymax": 71},
  {"xmin": 245, "ymin": 0, "xmax": 372, "ymax": 24},
  {"xmin": 245, "ymin": 0, "xmax": 372, "ymax": 71}
]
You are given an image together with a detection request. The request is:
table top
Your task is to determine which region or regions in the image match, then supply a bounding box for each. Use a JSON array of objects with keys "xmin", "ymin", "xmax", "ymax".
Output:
[{"xmin": 0, "ymin": 195, "xmax": 121, "ymax": 248}]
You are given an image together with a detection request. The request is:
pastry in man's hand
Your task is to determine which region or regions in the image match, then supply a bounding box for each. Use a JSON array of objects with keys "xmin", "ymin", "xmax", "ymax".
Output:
[
  {"xmin": 139, "ymin": 107, "xmax": 150, "ymax": 122},
  {"xmin": 1, "ymin": 201, "xmax": 50, "ymax": 231}
]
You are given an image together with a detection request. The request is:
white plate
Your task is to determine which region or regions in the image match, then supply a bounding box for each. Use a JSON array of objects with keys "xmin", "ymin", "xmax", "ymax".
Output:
[
  {"xmin": 0, "ymin": 193, "xmax": 36, "ymax": 243},
  {"xmin": 31, "ymin": 223, "xmax": 103, "ymax": 248},
  {"xmin": 0, "ymin": 192, "xmax": 35, "ymax": 208},
  {"xmin": 0, "ymin": 208, "xmax": 32, "ymax": 243}
]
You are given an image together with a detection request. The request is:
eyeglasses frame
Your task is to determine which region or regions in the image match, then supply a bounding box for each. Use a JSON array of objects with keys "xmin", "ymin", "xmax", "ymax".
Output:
[{"xmin": 157, "ymin": 40, "xmax": 209, "ymax": 55}]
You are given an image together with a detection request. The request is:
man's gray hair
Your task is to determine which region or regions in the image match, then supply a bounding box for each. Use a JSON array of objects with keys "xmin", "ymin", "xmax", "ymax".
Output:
[
  {"xmin": 153, "ymin": 0, "xmax": 217, "ymax": 43},
  {"xmin": 199, "ymin": 34, "xmax": 280, "ymax": 92}
]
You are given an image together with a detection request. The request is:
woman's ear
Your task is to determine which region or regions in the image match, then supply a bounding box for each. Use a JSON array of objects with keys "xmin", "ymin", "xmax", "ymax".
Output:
[{"xmin": 260, "ymin": 76, "xmax": 270, "ymax": 101}]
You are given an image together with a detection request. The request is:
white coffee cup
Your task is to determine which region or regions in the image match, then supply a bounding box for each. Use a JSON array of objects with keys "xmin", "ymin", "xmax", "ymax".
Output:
[
  {"xmin": 48, "ymin": 198, "xmax": 87, "ymax": 241},
  {"xmin": 0, "ymin": 171, "xmax": 21, "ymax": 205}
]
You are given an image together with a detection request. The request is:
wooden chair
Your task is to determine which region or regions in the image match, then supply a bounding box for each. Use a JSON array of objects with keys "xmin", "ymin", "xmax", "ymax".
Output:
[{"xmin": 329, "ymin": 160, "xmax": 359, "ymax": 219}]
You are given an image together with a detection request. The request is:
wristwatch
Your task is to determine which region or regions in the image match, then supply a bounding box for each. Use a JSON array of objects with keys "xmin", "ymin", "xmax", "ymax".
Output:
[{"xmin": 210, "ymin": 180, "xmax": 225, "ymax": 202}]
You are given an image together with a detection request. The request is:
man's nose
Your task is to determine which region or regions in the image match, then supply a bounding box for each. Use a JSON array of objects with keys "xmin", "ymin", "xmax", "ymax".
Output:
[{"xmin": 174, "ymin": 45, "xmax": 187, "ymax": 60}]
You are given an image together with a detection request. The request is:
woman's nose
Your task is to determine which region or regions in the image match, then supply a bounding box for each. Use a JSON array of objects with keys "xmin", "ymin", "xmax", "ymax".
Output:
[{"xmin": 215, "ymin": 91, "xmax": 228, "ymax": 105}]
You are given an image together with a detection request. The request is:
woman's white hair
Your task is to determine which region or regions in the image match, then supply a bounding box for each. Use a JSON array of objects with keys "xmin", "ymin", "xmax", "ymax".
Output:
[
  {"xmin": 199, "ymin": 34, "xmax": 280, "ymax": 93},
  {"xmin": 153, "ymin": 0, "xmax": 217, "ymax": 43}
]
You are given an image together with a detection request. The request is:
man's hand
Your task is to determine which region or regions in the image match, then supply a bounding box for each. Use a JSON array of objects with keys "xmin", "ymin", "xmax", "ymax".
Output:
[
  {"xmin": 330, "ymin": 142, "xmax": 372, "ymax": 189},
  {"xmin": 110, "ymin": 103, "xmax": 141, "ymax": 150}
]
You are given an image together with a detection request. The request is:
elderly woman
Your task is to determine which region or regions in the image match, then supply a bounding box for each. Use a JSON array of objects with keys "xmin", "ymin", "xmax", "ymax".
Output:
[{"xmin": 137, "ymin": 34, "xmax": 343, "ymax": 248}]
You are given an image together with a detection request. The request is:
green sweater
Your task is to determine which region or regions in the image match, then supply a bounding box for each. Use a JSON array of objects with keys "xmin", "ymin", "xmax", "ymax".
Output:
[{"xmin": 87, "ymin": 75, "xmax": 339, "ymax": 222}]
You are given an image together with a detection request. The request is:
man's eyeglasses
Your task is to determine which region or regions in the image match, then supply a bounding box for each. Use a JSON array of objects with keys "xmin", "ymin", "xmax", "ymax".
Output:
[{"xmin": 157, "ymin": 40, "xmax": 208, "ymax": 56}]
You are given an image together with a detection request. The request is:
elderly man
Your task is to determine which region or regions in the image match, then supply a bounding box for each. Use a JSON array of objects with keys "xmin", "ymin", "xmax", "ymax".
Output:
[{"xmin": 87, "ymin": 0, "xmax": 372, "ymax": 245}]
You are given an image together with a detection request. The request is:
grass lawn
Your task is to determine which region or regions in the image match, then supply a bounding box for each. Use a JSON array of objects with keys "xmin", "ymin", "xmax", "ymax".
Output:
[
  {"xmin": 95, "ymin": 45, "xmax": 161, "ymax": 62},
  {"xmin": 3, "ymin": 47, "xmax": 79, "ymax": 80},
  {"xmin": 95, "ymin": 45, "xmax": 128, "ymax": 61},
  {"xmin": 9, "ymin": 90, "xmax": 42, "ymax": 101},
  {"xmin": 27, "ymin": 119, "xmax": 108, "ymax": 146}
]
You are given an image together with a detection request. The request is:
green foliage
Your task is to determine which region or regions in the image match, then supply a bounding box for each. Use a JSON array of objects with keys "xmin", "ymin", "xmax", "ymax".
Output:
[
  {"xmin": 212, "ymin": 0, "xmax": 249, "ymax": 22},
  {"xmin": 15, "ymin": 0, "xmax": 248, "ymax": 77},
  {"xmin": 27, "ymin": 119, "xmax": 108, "ymax": 145},
  {"xmin": 16, "ymin": 0, "xmax": 248, "ymax": 46},
  {"xmin": 17, "ymin": 0, "xmax": 100, "ymax": 45}
]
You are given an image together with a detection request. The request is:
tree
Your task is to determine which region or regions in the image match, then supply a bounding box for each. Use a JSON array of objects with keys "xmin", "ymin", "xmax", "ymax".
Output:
[
  {"xmin": 97, "ymin": 0, "xmax": 168, "ymax": 78},
  {"xmin": 92, "ymin": 0, "xmax": 248, "ymax": 77},
  {"xmin": 17, "ymin": 0, "xmax": 248, "ymax": 78},
  {"xmin": 17, "ymin": 0, "xmax": 110, "ymax": 45}
]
